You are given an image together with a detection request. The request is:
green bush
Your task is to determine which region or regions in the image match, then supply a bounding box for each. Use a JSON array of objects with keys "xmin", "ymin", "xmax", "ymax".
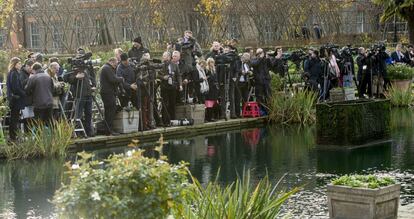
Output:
[
  {"xmin": 268, "ymin": 90, "xmax": 317, "ymax": 124},
  {"xmin": 0, "ymin": 120, "xmax": 73, "ymax": 160},
  {"xmin": 332, "ymin": 175, "xmax": 396, "ymax": 189},
  {"xmin": 53, "ymin": 150, "xmax": 190, "ymax": 219},
  {"xmin": 385, "ymin": 87, "xmax": 414, "ymax": 107},
  {"xmin": 271, "ymin": 72, "xmax": 284, "ymax": 93},
  {"xmin": 387, "ymin": 63, "xmax": 414, "ymax": 81},
  {"xmin": 179, "ymin": 172, "xmax": 299, "ymax": 219}
]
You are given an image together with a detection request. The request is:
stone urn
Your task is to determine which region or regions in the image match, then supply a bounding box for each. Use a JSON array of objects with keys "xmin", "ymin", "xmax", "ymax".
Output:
[
  {"xmin": 390, "ymin": 79, "xmax": 411, "ymax": 91},
  {"xmin": 327, "ymin": 184, "xmax": 400, "ymax": 219}
]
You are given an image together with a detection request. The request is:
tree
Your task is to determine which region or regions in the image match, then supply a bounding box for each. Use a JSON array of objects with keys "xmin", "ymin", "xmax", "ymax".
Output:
[
  {"xmin": 0, "ymin": 0, "xmax": 14, "ymax": 28},
  {"xmin": 373, "ymin": 0, "xmax": 414, "ymax": 44}
]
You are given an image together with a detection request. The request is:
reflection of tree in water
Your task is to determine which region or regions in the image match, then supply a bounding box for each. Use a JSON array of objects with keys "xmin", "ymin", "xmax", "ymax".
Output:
[
  {"xmin": 390, "ymin": 109, "xmax": 414, "ymax": 170},
  {"xmin": 0, "ymin": 159, "xmax": 65, "ymax": 218}
]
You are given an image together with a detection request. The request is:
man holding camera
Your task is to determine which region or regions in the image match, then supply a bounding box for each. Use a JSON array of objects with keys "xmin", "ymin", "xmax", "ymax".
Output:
[
  {"xmin": 357, "ymin": 47, "xmax": 373, "ymax": 98},
  {"xmin": 100, "ymin": 58, "xmax": 124, "ymax": 136},
  {"xmin": 64, "ymin": 48, "xmax": 97, "ymax": 137},
  {"xmin": 158, "ymin": 51, "xmax": 182, "ymax": 126},
  {"xmin": 251, "ymin": 48, "xmax": 272, "ymax": 104},
  {"xmin": 116, "ymin": 53, "xmax": 137, "ymax": 108},
  {"xmin": 405, "ymin": 45, "xmax": 414, "ymax": 67},
  {"xmin": 128, "ymin": 37, "xmax": 149, "ymax": 62}
]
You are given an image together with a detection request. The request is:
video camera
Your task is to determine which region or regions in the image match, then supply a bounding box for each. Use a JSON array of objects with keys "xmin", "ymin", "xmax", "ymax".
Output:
[
  {"xmin": 131, "ymin": 58, "xmax": 164, "ymax": 82},
  {"xmin": 215, "ymin": 51, "xmax": 238, "ymax": 65},
  {"xmin": 67, "ymin": 52, "xmax": 101, "ymax": 69},
  {"xmin": 282, "ymin": 50, "xmax": 307, "ymax": 63},
  {"xmin": 340, "ymin": 45, "xmax": 358, "ymax": 57}
]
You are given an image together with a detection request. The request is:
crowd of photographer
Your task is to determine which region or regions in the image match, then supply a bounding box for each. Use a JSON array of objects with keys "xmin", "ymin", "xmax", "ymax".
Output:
[{"xmin": 5, "ymin": 29, "xmax": 414, "ymax": 141}]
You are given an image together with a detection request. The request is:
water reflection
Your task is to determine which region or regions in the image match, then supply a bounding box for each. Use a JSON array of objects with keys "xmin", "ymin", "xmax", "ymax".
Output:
[
  {"xmin": 0, "ymin": 109, "xmax": 414, "ymax": 218},
  {"xmin": 0, "ymin": 159, "xmax": 64, "ymax": 218}
]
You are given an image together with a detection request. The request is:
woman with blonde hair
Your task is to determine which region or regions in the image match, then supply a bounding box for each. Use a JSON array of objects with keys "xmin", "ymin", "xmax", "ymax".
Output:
[
  {"xmin": 195, "ymin": 59, "xmax": 209, "ymax": 103},
  {"xmin": 6, "ymin": 57, "xmax": 25, "ymax": 141},
  {"xmin": 205, "ymin": 58, "xmax": 219, "ymax": 121}
]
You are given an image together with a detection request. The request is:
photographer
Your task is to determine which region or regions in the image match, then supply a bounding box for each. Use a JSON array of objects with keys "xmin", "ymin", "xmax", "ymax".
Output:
[
  {"xmin": 339, "ymin": 46, "xmax": 356, "ymax": 88},
  {"xmin": 64, "ymin": 48, "xmax": 97, "ymax": 137},
  {"xmin": 128, "ymin": 37, "xmax": 149, "ymax": 62},
  {"xmin": 405, "ymin": 45, "xmax": 414, "ymax": 67},
  {"xmin": 270, "ymin": 46, "xmax": 287, "ymax": 77},
  {"xmin": 136, "ymin": 53, "xmax": 163, "ymax": 130},
  {"xmin": 304, "ymin": 50, "xmax": 322, "ymax": 92},
  {"xmin": 372, "ymin": 44, "xmax": 389, "ymax": 97},
  {"xmin": 25, "ymin": 62, "xmax": 54, "ymax": 125},
  {"xmin": 251, "ymin": 48, "xmax": 272, "ymax": 104},
  {"xmin": 100, "ymin": 58, "xmax": 124, "ymax": 136},
  {"xmin": 356, "ymin": 47, "xmax": 373, "ymax": 98},
  {"xmin": 116, "ymin": 53, "xmax": 137, "ymax": 108},
  {"xmin": 178, "ymin": 30, "xmax": 202, "ymax": 69},
  {"xmin": 235, "ymin": 52, "xmax": 252, "ymax": 117},
  {"xmin": 6, "ymin": 57, "xmax": 25, "ymax": 141},
  {"xmin": 206, "ymin": 41, "xmax": 221, "ymax": 60},
  {"xmin": 157, "ymin": 51, "xmax": 182, "ymax": 126}
]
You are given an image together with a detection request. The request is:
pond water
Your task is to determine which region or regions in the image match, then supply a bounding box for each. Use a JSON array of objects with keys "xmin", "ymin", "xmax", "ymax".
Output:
[{"xmin": 1, "ymin": 109, "xmax": 414, "ymax": 218}]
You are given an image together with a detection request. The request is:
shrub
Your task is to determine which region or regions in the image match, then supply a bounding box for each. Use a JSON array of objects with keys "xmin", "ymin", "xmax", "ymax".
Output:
[
  {"xmin": 385, "ymin": 87, "xmax": 414, "ymax": 107},
  {"xmin": 268, "ymin": 90, "xmax": 317, "ymax": 124},
  {"xmin": 387, "ymin": 63, "xmax": 414, "ymax": 81},
  {"xmin": 53, "ymin": 150, "xmax": 190, "ymax": 219},
  {"xmin": 271, "ymin": 72, "xmax": 284, "ymax": 93},
  {"xmin": 0, "ymin": 120, "xmax": 73, "ymax": 160},
  {"xmin": 178, "ymin": 172, "xmax": 299, "ymax": 219},
  {"xmin": 332, "ymin": 175, "xmax": 396, "ymax": 189}
]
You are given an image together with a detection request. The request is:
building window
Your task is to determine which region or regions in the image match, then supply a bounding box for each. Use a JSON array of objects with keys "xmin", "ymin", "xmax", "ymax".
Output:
[
  {"xmin": 52, "ymin": 23, "xmax": 63, "ymax": 49},
  {"xmin": 30, "ymin": 22, "xmax": 40, "ymax": 49},
  {"xmin": 356, "ymin": 11, "xmax": 365, "ymax": 33},
  {"xmin": 121, "ymin": 18, "xmax": 132, "ymax": 41}
]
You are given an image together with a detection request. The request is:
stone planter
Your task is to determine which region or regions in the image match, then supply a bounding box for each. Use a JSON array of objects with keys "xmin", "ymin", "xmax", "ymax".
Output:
[
  {"xmin": 327, "ymin": 184, "xmax": 401, "ymax": 219},
  {"xmin": 330, "ymin": 88, "xmax": 356, "ymax": 102},
  {"xmin": 390, "ymin": 79, "xmax": 411, "ymax": 91}
]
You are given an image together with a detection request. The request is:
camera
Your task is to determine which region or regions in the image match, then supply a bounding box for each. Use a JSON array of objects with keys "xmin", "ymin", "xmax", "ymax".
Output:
[
  {"xmin": 282, "ymin": 50, "xmax": 307, "ymax": 63},
  {"xmin": 68, "ymin": 52, "xmax": 101, "ymax": 68}
]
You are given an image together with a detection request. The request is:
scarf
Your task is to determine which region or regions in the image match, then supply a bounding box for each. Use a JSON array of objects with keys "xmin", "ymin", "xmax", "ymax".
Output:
[{"xmin": 197, "ymin": 64, "xmax": 209, "ymax": 94}]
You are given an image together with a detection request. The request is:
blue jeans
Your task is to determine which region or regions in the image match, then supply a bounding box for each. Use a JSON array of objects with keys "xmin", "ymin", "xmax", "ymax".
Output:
[{"xmin": 75, "ymin": 96, "xmax": 93, "ymax": 136}]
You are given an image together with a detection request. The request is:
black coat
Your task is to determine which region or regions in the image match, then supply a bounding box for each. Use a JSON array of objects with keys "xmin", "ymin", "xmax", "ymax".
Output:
[
  {"xmin": 6, "ymin": 69, "xmax": 26, "ymax": 110},
  {"xmin": 19, "ymin": 68, "xmax": 32, "ymax": 106},
  {"xmin": 206, "ymin": 70, "xmax": 219, "ymax": 100},
  {"xmin": 306, "ymin": 58, "xmax": 322, "ymax": 82},
  {"xmin": 64, "ymin": 65, "xmax": 96, "ymax": 98},
  {"xmin": 100, "ymin": 63, "xmax": 124, "ymax": 95},
  {"xmin": 128, "ymin": 46, "xmax": 149, "ymax": 61},
  {"xmin": 391, "ymin": 51, "xmax": 408, "ymax": 64},
  {"xmin": 116, "ymin": 63, "xmax": 135, "ymax": 93},
  {"xmin": 206, "ymin": 50, "xmax": 220, "ymax": 60},
  {"xmin": 157, "ymin": 61, "xmax": 182, "ymax": 89},
  {"xmin": 251, "ymin": 57, "xmax": 271, "ymax": 85}
]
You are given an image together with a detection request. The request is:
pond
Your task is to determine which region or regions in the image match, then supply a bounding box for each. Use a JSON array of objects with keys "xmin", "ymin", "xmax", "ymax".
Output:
[{"xmin": 1, "ymin": 109, "xmax": 414, "ymax": 218}]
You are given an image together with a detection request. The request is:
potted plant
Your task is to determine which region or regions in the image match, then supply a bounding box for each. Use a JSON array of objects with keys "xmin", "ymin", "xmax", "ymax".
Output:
[
  {"xmin": 327, "ymin": 175, "xmax": 400, "ymax": 219},
  {"xmin": 387, "ymin": 63, "xmax": 414, "ymax": 91}
]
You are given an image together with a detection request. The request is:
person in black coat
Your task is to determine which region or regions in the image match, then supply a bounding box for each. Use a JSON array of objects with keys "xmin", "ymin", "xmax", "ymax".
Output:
[
  {"xmin": 205, "ymin": 58, "xmax": 219, "ymax": 121},
  {"xmin": 250, "ymin": 48, "xmax": 272, "ymax": 105},
  {"xmin": 128, "ymin": 37, "xmax": 149, "ymax": 62},
  {"xmin": 391, "ymin": 44, "xmax": 408, "ymax": 64},
  {"xmin": 116, "ymin": 53, "xmax": 137, "ymax": 108},
  {"xmin": 356, "ymin": 47, "xmax": 374, "ymax": 98},
  {"xmin": 304, "ymin": 50, "xmax": 322, "ymax": 92},
  {"xmin": 6, "ymin": 57, "xmax": 25, "ymax": 141},
  {"xmin": 405, "ymin": 44, "xmax": 414, "ymax": 67},
  {"xmin": 100, "ymin": 58, "xmax": 124, "ymax": 135},
  {"xmin": 19, "ymin": 59, "xmax": 35, "ymax": 131},
  {"xmin": 64, "ymin": 49, "xmax": 97, "ymax": 137}
]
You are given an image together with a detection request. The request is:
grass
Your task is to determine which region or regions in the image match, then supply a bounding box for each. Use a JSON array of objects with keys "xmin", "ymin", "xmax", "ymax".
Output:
[
  {"xmin": 385, "ymin": 86, "xmax": 414, "ymax": 107},
  {"xmin": 0, "ymin": 120, "xmax": 73, "ymax": 160},
  {"xmin": 179, "ymin": 171, "xmax": 300, "ymax": 219},
  {"xmin": 268, "ymin": 90, "xmax": 317, "ymax": 124}
]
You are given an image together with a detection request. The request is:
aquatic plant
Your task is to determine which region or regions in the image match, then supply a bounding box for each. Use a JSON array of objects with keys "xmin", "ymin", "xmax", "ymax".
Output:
[
  {"xmin": 268, "ymin": 90, "xmax": 317, "ymax": 124},
  {"xmin": 385, "ymin": 86, "xmax": 414, "ymax": 107},
  {"xmin": 1, "ymin": 120, "xmax": 73, "ymax": 160},
  {"xmin": 332, "ymin": 175, "xmax": 396, "ymax": 189},
  {"xmin": 179, "ymin": 172, "xmax": 299, "ymax": 219}
]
